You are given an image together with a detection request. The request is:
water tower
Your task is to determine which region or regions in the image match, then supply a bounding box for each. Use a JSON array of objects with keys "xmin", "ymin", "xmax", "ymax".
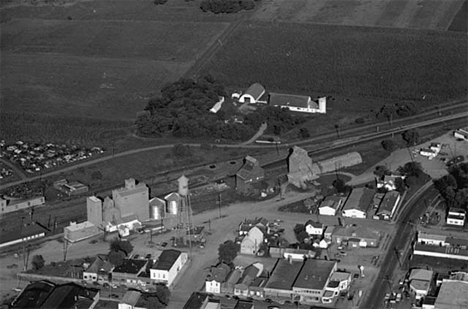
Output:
[{"xmin": 177, "ymin": 175, "xmax": 193, "ymax": 247}]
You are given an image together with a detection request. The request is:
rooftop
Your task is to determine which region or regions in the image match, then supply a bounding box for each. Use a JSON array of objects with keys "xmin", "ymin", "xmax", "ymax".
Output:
[
  {"xmin": 234, "ymin": 300, "xmax": 254, "ymax": 309},
  {"xmin": 152, "ymin": 249, "xmax": 182, "ymax": 271},
  {"xmin": 183, "ymin": 292, "xmax": 208, "ymax": 309},
  {"xmin": 305, "ymin": 220, "xmax": 323, "ymax": 229},
  {"xmin": 342, "ymin": 187, "xmax": 373, "ymax": 212},
  {"xmin": 409, "ymin": 269, "xmax": 434, "ymax": 282},
  {"xmin": 377, "ymin": 191, "xmax": 400, "ymax": 215},
  {"xmin": 265, "ymin": 259, "xmax": 303, "ymax": 290},
  {"xmin": 243, "ymin": 83, "xmax": 265, "ymax": 101},
  {"xmin": 207, "ymin": 263, "xmax": 230, "ymax": 283},
  {"xmin": 121, "ymin": 290, "xmax": 141, "ymax": 306},
  {"xmin": 85, "ymin": 255, "xmax": 113, "ymax": 274},
  {"xmin": 269, "ymin": 92, "xmax": 316, "ymax": 109},
  {"xmin": 293, "ymin": 259, "xmax": 336, "ymax": 290},
  {"xmin": 329, "ymin": 271, "xmax": 351, "ymax": 282},
  {"xmin": 66, "ymin": 221, "xmax": 95, "ymax": 232},
  {"xmin": 113, "ymin": 182, "xmax": 148, "ymax": 197},
  {"xmin": 112, "ymin": 259, "xmax": 147, "ymax": 274},
  {"xmin": 333, "ymin": 225, "xmax": 380, "ymax": 240},
  {"xmin": 410, "ymin": 279, "xmax": 430, "ymax": 292},
  {"xmin": 435, "ymin": 280, "xmax": 468, "ymax": 309},
  {"xmin": 236, "ymin": 156, "xmax": 264, "ymax": 181}
]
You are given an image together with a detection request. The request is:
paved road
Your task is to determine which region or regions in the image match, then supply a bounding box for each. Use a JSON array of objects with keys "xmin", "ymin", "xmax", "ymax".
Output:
[{"xmin": 360, "ymin": 181, "xmax": 434, "ymax": 309}]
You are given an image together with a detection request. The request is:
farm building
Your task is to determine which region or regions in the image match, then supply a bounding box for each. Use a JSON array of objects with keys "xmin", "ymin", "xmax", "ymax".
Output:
[
  {"xmin": 235, "ymin": 156, "xmax": 265, "ymax": 191},
  {"xmin": 53, "ymin": 179, "xmax": 89, "ymax": 196},
  {"xmin": 332, "ymin": 225, "xmax": 380, "ymax": 248},
  {"xmin": 446, "ymin": 208, "xmax": 466, "ymax": 226},
  {"xmin": 210, "ymin": 97, "xmax": 225, "ymax": 113},
  {"xmin": 453, "ymin": 128, "xmax": 468, "ymax": 140},
  {"xmin": 287, "ymin": 146, "xmax": 316, "ymax": 188},
  {"xmin": 342, "ymin": 187, "xmax": 373, "ymax": 219},
  {"xmin": 0, "ymin": 196, "xmax": 45, "ymax": 215},
  {"xmin": 268, "ymin": 93, "xmax": 326, "ymax": 114},
  {"xmin": 319, "ymin": 195, "xmax": 345, "ymax": 216},
  {"xmin": 311, "ymin": 152, "xmax": 362, "ymax": 176},
  {"xmin": 64, "ymin": 221, "xmax": 103, "ymax": 243},
  {"xmin": 238, "ymin": 83, "xmax": 266, "ymax": 104},
  {"xmin": 375, "ymin": 191, "xmax": 401, "ymax": 221}
]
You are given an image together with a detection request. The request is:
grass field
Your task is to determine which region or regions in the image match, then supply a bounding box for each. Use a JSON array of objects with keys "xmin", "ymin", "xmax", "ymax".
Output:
[
  {"xmin": 0, "ymin": 0, "xmax": 235, "ymax": 145},
  {"xmin": 448, "ymin": 0, "xmax": 468, "ymax": 32},
  {"xmin": 254, "ymin": 0, "xmax": 465, "ymax": 31},
  {"xmin": 202, "ymin": 21, "xmax": 467, "ymax": 104}
]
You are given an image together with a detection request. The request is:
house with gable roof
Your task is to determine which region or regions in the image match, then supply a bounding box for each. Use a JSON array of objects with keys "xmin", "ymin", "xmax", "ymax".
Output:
[
  {"xmin": 234, "ymin": 263, "xmax": 263, "ymax": 297},
  {"xmin": 305, "ymin": 220, "xmax": 324, "ymax": 237},
  {"xmin": 342, "ymin": 187, "xmax": 373, "ymax": 219},
  {"xmin": 205, "ymin": 262, "xmax": 231, "ymax": 294},
  {"xmin": 319, "ymin": 195, "xmax": 345, "ymax": 216},
  {"xmin": 240, "ymin": 226, "xmax": 265, "ymax": 255}
]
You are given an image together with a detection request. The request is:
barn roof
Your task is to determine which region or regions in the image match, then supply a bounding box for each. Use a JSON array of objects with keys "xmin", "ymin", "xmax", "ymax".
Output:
[{"xmin": 244, "ymin": 83, "xmax": 265, "ymax": 101}]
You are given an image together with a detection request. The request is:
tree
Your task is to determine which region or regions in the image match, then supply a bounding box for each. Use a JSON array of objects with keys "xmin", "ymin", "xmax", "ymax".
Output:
[
  {"xmin": 396, "ymin": 103, "xmax": 418, "ymax": 117},
  {"xmin": 109, "ymin": 239, "xmax": 134, "ymax": 256},
  {"xmin": 398, "ymin": 162, "xmax": 423, "ymax": 178},
  {"xmin": 394, "ymin": 177, "xmax": 406, "ymax": 193},
  {"xmin": 108, "ymin": 250, "xmax": 125, "ymax": 267},
  {"xmin": 31, "ymin": 255, "xmax": 45, "ymax": 271},
  {"xmin": 154, "ymin": 0, "xmax": 168, "ymax": 4},
  {"xmin": 298, "ymin": 128, "xmax": 310, "ymax": 139},
  {"xmin": 377, "ymin": 104, "xmax": 397, "ymax": 125},
  {"xmin": 293, "ymin": 224, "xmax": 305, "ymax": 235},
  {"xmin": 218, "ymin": 240, "xmax": 239, "ymax": 264},
  {"xmin": 374, "ymin": 165, "xmax": 391, "ymax": 178},
  {"xmin": 296, "ymin": 230, "xmax": 309, "ymax": 243},
  {"xmin": 381, "ymin": 139, "xmax": 396, "ymax": 152},
  {"xmin": 402, "ymin": 129, "xmax": 420, "ymax": 146}
]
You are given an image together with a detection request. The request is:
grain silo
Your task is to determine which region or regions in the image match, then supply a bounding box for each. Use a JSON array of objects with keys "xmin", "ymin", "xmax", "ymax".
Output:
[{"xmin": 149, "ymin": 197, "xmax": 166, "ymax": 220}]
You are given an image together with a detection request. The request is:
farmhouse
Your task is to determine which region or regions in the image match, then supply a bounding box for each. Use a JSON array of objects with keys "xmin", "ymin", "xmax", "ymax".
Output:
[
  {"xmin": 150, "ymin": 249, "xmax": 188, "ymax": 287},
  {"xmin": 342, "ymin": 187, "xmax": 373, "ymax": 219},
  {"xmin": 268, "ymin": 93, "xmax": 326, "ymax": 114},
  {"xmin": 238, "ymin": 83, "xmax": 266, "ymax": 104}
]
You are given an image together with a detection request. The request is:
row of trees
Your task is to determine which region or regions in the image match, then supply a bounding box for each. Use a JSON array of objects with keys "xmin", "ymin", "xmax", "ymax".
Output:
[
  {"xmin": 200, "ymin": 0, "xmax": 258, "ymax": 14},
  {"xmin": 376, "ymin": 103, "xmax": 419, "ymax": 124},
  {"xmin": 380, "ymin": 128, "xmax": 420, "ymax": 153},
  {"xmin": 108, "ymin": 239, "xmax": 134, "ymax": 267},
  {"xmin": 136, "ymin": 76, "xmax": 305, "ymax": 141},
  {"xmin": 434, "ymin": 163, "xmax": 468, "ymax": 211}
]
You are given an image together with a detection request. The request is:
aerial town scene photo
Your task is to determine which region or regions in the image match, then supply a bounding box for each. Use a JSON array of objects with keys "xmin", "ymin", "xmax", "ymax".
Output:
[{"xmin": 0, "ymin": 0, "xmax": 467, "ymax": 309}]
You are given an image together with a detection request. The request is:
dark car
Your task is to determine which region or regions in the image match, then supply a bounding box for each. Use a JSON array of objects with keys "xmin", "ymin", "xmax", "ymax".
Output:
[
  {"xmin": 264, "ymin": 298, "xmax": 273, "ymax": 303},
  {"xmin": 110, "ymin": 294, "xmax": 119, "ymax": 299},
  {"xmin": 161, "ymin": 242, "xmax": 168, "ymax": 247},
  {"xmin": 145, "ymin": 254, "xmax": 152, "ymax": 259}
]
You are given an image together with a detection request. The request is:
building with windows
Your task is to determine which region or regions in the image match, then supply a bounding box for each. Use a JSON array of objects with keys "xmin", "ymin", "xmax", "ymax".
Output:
[
  {"xmin": 83, "ymin": 254, "xmax": 113, "ymax": 283},
  {"xmin": 446, "ymin": 208, "xmax": 466, "ymax": 226},
  {"xmin": 112, "ymin": 259, "xmax": 148, "ymax": 287},
  {"xmin": 64, "ymin": 221, "xmax": 102, "ymax": 243},
  {"xmin": 240, "ymin": 226, "xmax": 265, "ymax": 255},
  {"xmin": 235, "ymin": 156, "xmax": 265, "ymax": 192},
  {"xmin": 342, "ymin": 187, "xmax": 373, "ymax": 219},
  {"xmin": 305, "ymin": 220, "xmax": 324, "ymax": 236},
  {"xmin": 150, "ymin": 249, "xmax": 188, "ymax": 287},
  {"xmin": 319, "ymin": 195, "xmax": 344, "ymax": 216},
  {"xmin": 375, "ymin": 191, "xmax": 401, "ymax": 221},
  {"xmin": 0, "ymin": 196, "xmax": 45, "ymax": 215},
  {"xmin": 205, "ymin": 263, "xmax": 231, "ymax": 294}
]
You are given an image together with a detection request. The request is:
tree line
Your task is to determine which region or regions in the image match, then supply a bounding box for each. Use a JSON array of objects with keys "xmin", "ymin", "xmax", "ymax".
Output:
[{"xmin": 136, "ymin": 76, "xmax": 305, "ymax": 141}]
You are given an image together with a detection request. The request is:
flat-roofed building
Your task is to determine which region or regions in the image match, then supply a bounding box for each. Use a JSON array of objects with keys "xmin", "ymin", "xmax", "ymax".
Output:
[
  {"xmin": 64, "ymin": 221, "xmax": 102, "ymax": 243},
  {"xmin": 409, "ymin": 269, "xmax": 434, "ymax": 300},
  {"xmin": 264, "ymin": 259, "xmax": 303, "ymax": 299},
  {"xmin": 434, "ymin": 280, "xmax": 468, "ymax": 309},
  {"xmin": 446, "ymin": 208, "xmax": 466, "ymax": 226},
  {"xmin": 112, "ymin": 259, "xmax": 147, "ymax": 287},
  {"xmin": 150, "ymin": 249, "xmax": 188, "ymax": 287},
  {"xmin": 292, "ymin": 259, "xmax": 337, "ymax": 304}
]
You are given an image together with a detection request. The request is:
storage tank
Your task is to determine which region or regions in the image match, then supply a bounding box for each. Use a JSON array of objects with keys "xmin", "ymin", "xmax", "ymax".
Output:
[
  {"xmin": 149, "ymin": 198, "xmax": 166, "ymax": 220},
  {"xmin": 167, "ymin": 200, "xmax": 178, "ymax": 215},
  {"xmin": 178, "ymin": 175, "xmax": 189, "ymax": 196}
]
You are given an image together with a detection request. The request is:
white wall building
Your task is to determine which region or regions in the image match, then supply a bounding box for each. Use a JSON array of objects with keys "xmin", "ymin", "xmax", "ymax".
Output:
[
  {"xmin": 446, "ymin": 208, "xmax": 466, "ymax": 226},
  {"xmin": 305, "ymin": 220, "xmax": 324, "ymax": 236},
  {"xmin": 150, "ymin": 249, "xmax": 188, "ymax": 287}
]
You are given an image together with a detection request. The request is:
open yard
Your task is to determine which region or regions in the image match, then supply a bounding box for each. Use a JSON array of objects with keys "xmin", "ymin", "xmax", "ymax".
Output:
[
  {"xmin": 254, "ymin": 0, "xmax": 465, "ymax": 31},
  {"xmin": 202, "ymin": 21, "xmax": 467, "ymax": 106}
]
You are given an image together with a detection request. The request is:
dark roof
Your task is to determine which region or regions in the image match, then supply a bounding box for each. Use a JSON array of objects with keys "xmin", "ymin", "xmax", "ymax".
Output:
[
  {"xmin": 293, "ymin": 259, "xmax": 336, "ymax": 290},
  {"xmin": 343, "ymin": 187, "xmax": 374, "ymax": 212},
  {"xmin": 265, "ymin": 259, "xmax": 303, "ymax": 290},
  {"xmin": 40, "ymin": 283, "xmax": 84, "ymax": 309},
  {"xmin": 269, "ymin": 92, "xmax": 316, "ymax": 109},
  {"xmin": 0, "ymin": 222, "xmax": 47, "ymax": 246},
  {"xmin": 113, "ymin": 259, "xmax": 147, "ymax": 274},
  {"xmin": 234, "ymin": 300, "xmax": 254, "ymax": 309},
  {"xmin": 208, "ymin": 262, "xmax": 231, "ymax": 283},
  {"xmin": 12, "ymin": 280, "xmax": 56, "ymax": 309},
  {"xmin": 152, "ymin": 249, "xmax": 182, "ymax": 271},
  {"xmin": 236, "ymin": 156, "xmax": 264, "ymax": 181},
  {"xmin": 377, "ymin": 191, "xmax": 400, "ymax": 215},
  {"xmin": 183, "ymin": 292, "xmax": 208, "ymax": 309},
  {"xmin": 305, "ymin": 220, "xmax": 323, "ymax": 229}
]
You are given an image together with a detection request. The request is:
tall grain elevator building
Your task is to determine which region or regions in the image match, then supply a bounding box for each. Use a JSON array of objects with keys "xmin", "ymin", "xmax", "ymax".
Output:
[
  {"xmin": 87, "ymin": 196, "xmax": 103, "ymax": 227},
  {"xmin": 112, "ymin": 178, "xmax": 149, "ymax": 222}
]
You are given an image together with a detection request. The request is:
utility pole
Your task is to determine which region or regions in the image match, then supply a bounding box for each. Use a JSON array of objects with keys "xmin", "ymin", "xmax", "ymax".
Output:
[
  {"xmin": 394, "ymin": 246, "xmax": 402, "ymax": 268},
  {"xmin": 218, "ymin": 192, "xmax": 222, "ymax": 219}
]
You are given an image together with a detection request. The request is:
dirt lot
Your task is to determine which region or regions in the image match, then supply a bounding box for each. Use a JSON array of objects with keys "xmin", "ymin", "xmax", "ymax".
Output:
[{"xmin": 254, "ymin": 0, "xmax": 465, "ymax": 31}]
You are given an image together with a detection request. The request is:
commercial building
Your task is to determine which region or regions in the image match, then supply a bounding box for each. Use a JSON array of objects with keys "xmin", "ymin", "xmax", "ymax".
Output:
[
  {"xmin": 342, "ymin": 187, "xmax": 373, "ymax": 219},
  {"xmin": 446, "ymin": 208, "xmax": 466, "ymax": 226},
  {"xmin": 409, "ymin": 269, "xmax": 434, "ymax": 300},
  {"xmin": 83, "ymin": 254, "xmax": 113, "ymax": 283},
  {"xmin": 434, "ymin": 280, "xmax": 468, "ymax": 309},
  {"xmin": 112, "ymin": 259, "xmax": 148, "ymax": 287},
  {"xmin": 64, "ymin": 221, "xmax": 102, "ymax": 243},
  {"xmin": 205, "ymin": 263, "xmax": 231, "ymax": 294},
  {"xmin": 112, "ymin": 178, "xmax": 149, "ymax": 222},
  {"xmin": 332, "ymin": 225, "xmax": 380, "ymax": 248},
  {"xmin": 0, "ymin": 196, "xmax": 45, "ymax": 215},
  {"xmin": 0, "ymin": 222, "xmax": 46, "ymax": 249},
  {"xmin": 11, "ymin": 281, "xmax": 99, "ymax": 309},
  {"xmin": 375, "ymin": 191, "xmax": 401, "ymax": 221},
  {"xmin": 150, "ymin": 249, "xmax": 188, "ymax": 287},
  {"xmin": 264, "ymin": 259, "xmax": 337, "ymax": 303},
  {"xmin": 54, "ymin": 179, "xmax": 89, "ymax": 196},
  {"xmin": 325, "ymin": 272, "xmax": 352, "ymax": 297},
  {"xmin": 319, "ymin": 195, "xmax": 344, "ymax": 216}
]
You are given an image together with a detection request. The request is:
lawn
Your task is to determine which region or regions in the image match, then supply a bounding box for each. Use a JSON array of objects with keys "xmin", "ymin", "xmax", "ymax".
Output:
[
  {"xmin": 448, "ymin": 0, "xmax": 468, "ymax": 32},
  {"xmin": 202, "ymin": 21, "xmax": 467, "ymax": 105}
]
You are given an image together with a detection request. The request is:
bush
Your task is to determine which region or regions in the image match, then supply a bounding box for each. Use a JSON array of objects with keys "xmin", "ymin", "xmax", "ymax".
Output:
[
  {"xmin": 355, "ymin": 117, "xmax": 365, "ymax": 124},
  {"xmin": 381, "ymin": 139, "xmax": 396, "ymax": 152},
  {"xmin": 240, "ymin": 0, "xmax": 255, "ymax": 10},
  {"xmin": 31, "ymin": 255, "xmax": 45, "ymax": 271}
]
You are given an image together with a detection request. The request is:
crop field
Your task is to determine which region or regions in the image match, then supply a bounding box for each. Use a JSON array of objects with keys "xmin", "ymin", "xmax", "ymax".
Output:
[
  {"xmin": 202, "ymin": 21, "xmax": 467, "ymax": 105},
  {"xmin": 0, "ymin": 0, "xmax": 233, "ymax": 144},
  {"xmin": 254, "ymin": 0, "xmax": 465, "ymax": 31}
]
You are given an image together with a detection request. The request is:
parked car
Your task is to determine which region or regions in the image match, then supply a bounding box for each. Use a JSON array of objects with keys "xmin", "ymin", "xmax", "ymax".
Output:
[
  {"xmin": 161, "ymin": 242, "xmax": 168, "ymax": 247},
  {"xmin": 110, "ymin": 294, "xmax": 119, "ymax": 299},
  {"xmin": 145, "ymin": 254, "xmax": 152, "ymax": 259}
]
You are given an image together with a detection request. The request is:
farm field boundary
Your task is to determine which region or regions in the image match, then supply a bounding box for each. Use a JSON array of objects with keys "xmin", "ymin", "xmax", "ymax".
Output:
[{"xmin": 201, "ymin": 21, "xmax": 467, "ymax": 105}]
